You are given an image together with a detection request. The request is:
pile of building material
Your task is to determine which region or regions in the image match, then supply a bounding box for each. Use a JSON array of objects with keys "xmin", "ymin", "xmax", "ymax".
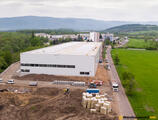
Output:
[
  {"xmin": 81, "ymin": 92, "xmax": 112, "ymax": 115},
  {"xmin": 52, "ymin": 80, "xmax": 86, "ymax": 86}
]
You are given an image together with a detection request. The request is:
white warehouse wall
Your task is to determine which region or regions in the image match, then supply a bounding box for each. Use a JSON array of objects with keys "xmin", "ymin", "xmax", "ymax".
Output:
[{"xmin": 20, "ymin": 54, "xmax": 96, "ymax": 77}]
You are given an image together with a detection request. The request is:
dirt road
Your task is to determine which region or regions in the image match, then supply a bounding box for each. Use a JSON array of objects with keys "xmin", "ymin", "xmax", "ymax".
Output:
[{"xmin": 106, "ymin": 46, "xmax": 135, "ymax": 119}]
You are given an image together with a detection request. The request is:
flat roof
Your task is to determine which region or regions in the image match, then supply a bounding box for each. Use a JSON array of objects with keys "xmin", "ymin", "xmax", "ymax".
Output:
[{"xmin": 21, "ymin": 42, "xmax": 102, "ymax": 56}]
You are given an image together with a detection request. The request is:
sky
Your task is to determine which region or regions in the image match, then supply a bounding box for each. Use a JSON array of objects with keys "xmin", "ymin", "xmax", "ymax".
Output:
[{"xmin": 0, "ymin": 0, "xmax": 158, "ymax": 21}]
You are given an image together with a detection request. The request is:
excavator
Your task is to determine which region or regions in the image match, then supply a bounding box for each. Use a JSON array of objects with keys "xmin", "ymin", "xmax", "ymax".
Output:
[{"xmin": 64, "ymin": 87, "xmax": 70, "ymax": 96}]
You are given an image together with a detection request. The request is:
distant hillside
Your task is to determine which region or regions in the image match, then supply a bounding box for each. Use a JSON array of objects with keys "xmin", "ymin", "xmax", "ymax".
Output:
[
  {"xmin": 104, "ymin": 24, "xmax": 158, "ymax": 33},
  {"xmin": 0, "ymin": 16, "xmax": 135, "ymax": 31}
]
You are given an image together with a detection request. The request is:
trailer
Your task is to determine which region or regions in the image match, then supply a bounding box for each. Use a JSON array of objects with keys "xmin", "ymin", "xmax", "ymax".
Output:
[
  {"xmin": 29, "ymin": 81, "xmax": 38, "ymax": 86},
  {"xmin": 86, "ymin": 89, "xmax": 99, "ymax": 94}
]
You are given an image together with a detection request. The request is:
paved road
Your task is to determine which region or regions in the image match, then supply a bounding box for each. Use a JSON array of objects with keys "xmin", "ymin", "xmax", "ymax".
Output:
[{"xmin": 106, "ymin": 46, "xmax": 135, "ymax": 119}]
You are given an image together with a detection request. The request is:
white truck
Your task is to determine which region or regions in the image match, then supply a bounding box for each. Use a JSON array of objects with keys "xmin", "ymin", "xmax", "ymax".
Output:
[{"xmin": 112, "ymin": 82, "xmax": 119, "ymax": 92}]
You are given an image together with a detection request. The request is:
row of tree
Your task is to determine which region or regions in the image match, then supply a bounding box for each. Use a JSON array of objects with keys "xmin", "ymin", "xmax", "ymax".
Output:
[
  {"xmin": 114, "ymin": 54, "xmax": 135, "ymax": 96},
  {"xmin": 0, "ymin": 30, "xmax": 85, "ymax": 73},
  {"xmin": 0, "ymin": 32, "xmax": 49, "ymax": 73}
]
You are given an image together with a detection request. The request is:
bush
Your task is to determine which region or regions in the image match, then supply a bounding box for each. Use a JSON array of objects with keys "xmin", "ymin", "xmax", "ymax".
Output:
[
  {"xmin": 122, "ymin": 72, "xmax": 135, "ymax": 96},
  {"xmin": 114, "ymin": 54, "xmax": 120, "ymax": 65}
]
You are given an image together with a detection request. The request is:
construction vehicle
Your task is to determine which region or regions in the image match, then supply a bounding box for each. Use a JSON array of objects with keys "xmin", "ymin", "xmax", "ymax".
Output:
[
  {"xmin": 89, "ymin": 83, "xmax": 97, "ymax": 88},
  {"xmin": 90, "ymin": 80, "xmax": 103, "ymax": 86},
  {"xmin": 64, "ymin": 87, "xmax": 70, "ymax": 95}
]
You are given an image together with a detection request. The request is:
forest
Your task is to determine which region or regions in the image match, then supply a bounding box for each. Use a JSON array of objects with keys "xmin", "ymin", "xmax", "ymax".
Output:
[{"xmin": 0, "ymin": 29, "xmax": 85, "ymax": 73}]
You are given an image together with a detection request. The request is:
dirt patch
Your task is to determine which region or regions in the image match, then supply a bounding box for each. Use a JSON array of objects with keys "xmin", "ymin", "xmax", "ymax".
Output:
[
  {"xmin": 13, "ymin": 65, "xmax": 110, "ymax": 84},
  {"xmin": 145, "ymin": 105, "xmax": 155, "ymax": 112},
  {"xmin": 0, "ymin": 86, "xmax": 117, "ymax": 120},
  {"xmin": 32, "ymin": 87, "xmax": 60, "ymax": 96}
]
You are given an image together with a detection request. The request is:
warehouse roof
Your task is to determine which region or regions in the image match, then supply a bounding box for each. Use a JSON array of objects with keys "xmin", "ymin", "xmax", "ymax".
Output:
[{"xmin": 22, "ymin": 42, "xmax": 102, "ymax": 56}]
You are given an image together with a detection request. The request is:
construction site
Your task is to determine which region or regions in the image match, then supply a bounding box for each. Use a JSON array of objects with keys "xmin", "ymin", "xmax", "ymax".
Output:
[
  {"xmin": 0, "ymin": 60, "xmax": 120, "ymax": 120},
  {"xmin": 0, "ymin": 42, "xmax": 120, "ymax": 120}
]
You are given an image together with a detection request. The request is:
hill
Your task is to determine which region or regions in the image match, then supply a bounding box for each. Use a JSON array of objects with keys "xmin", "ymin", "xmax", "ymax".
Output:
[
  {"xmin": 0, "ymin": 16, "xmax": 134, "ymax": 31},
  {"xmin": 104, "ymin": 24, "xmax": 158, "ymax": 33}
]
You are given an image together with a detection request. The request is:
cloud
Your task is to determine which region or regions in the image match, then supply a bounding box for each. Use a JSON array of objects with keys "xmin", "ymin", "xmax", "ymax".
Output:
[{"xmin": 0, "ymin": 0, "xmax": 158, "ymax": 21}]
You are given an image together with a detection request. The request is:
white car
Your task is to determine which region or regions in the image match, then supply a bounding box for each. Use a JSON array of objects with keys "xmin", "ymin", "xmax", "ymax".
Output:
[{"xmin": 7, "ymin": 80, "xmax": 15, "ymax": 84}]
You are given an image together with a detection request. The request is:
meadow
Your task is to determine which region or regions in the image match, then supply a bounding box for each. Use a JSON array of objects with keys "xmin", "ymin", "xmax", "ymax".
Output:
[
  {"xmin": 125, "ymin": 39, "xmax": 148, "ymax": 49},
  {"xmin": 112, "ymin": 49, "xmax": 158, "ymax": 117}
]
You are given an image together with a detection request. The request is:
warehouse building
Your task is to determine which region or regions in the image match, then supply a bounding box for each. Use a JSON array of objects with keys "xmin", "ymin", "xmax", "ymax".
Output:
[{"xmin": 20, "ymin": 42, "xmax": 102, "ymax": 77}]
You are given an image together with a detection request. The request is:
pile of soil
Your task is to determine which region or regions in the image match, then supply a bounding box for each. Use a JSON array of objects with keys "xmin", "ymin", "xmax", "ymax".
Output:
[
  {"xmin": 14, "ymin": 74, "xmax": 91, "ymax": 82},
  {"xmin": 13, "ymin": 65, "xmax": 110, "ymax": 84}
]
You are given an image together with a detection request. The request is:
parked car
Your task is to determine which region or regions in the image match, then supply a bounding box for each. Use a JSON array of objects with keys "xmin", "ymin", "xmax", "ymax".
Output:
[
  {"xmin": 105, "ymin": 59, "xmax": 109, "ymax": 63},
  {"xmin": 7, "ymin": 79, "xmax": 15, "ymax": 84},
  {"xmin": 99, "ymin": 60, "xmax": 103, "ymax": 63},
  {"xmin": 29, "ymin": 81, "xmax": 38, "ymax": 86},
  {"xmin": 0, "ymin": 78, "xmax": 3, "ymax": 83}
]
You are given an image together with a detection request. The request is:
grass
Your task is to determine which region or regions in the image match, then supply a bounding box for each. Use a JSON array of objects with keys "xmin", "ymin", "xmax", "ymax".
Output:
[
  {"xmin": 112, "ymin": 49, "xmax": 158, "ymax": 117},
  {"xmin": 125, "ymin": 39, "xmax": 148, "ymax": 49}
]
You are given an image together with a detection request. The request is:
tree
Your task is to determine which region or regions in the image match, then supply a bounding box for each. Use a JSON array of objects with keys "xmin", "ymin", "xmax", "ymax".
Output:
[
  {"xmin": 114, "ymin": 54, "xmax": 120, "ymax": 65},
  {"xmin": 99, "ymin": 34, "xmax": 102, "ymax": 39},
  {"xmin": 0, "ymin": 57, "xmax": 7, "ymax": 72},
  {"xmin": 4, "ymin": 51, "xmax": 12, "ymax": 66},
  {"xmin": 31, "ymin": 31, "xmax": 35, "ymax": 39},
  {"xmin": 105, "ymin": 38, "xmax": 110, "ymax": 45},
  {"xmin": 122, "ymin": 72, "xmax": 135, "ymax": 96}
]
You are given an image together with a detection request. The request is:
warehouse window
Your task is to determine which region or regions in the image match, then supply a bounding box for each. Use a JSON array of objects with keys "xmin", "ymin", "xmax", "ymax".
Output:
[
  {"xmin": 80, "ymin": 72, "xmax": 90, "ymax": 75},
  {"xmin": 21, "ymin": 63, "xmax": 75, "ymax": 68},
  {"xmin": 21, "ymin": 69, "xmax": 30, "ymax": 72}
]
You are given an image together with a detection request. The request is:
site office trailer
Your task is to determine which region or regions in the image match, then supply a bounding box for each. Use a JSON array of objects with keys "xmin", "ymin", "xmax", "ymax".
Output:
[{"xmin": 20, "ymin": 53, "xmax": 100, "ymax": 77}]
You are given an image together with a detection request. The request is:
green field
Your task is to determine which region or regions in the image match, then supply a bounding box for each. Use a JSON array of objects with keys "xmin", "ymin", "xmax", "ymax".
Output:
[
  {"xmin": 112, "ymin": 49, "xmax": 158, "ymax": 117},
  {"xmin": 125, "ymin": 39, "xmax": 148, "ymax": 49}
]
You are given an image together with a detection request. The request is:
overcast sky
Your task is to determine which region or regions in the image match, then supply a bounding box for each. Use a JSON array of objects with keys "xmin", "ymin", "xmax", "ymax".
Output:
[{"xmin": 0, "ymin": 0, "xmax": 158, "ymax": 21}]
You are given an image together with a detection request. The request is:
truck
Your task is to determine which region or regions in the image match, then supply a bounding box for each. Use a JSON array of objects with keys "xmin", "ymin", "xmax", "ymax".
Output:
[
  {"xmin": 105, "ymin": 64, "xmax": 111, "ymax": 70},
  {"xmin": 90, "ymin": 80, "xmax": 103, "ymax": 86},
  {"xmin": 112, "ymin": 82, "xmax": 119, "ymax": 92}
]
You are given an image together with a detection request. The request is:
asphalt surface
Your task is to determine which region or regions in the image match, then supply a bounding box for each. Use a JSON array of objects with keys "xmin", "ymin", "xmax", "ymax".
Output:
[{"xmin": 106, "ymin": 45, "xmax": 136, "ymax": 119}]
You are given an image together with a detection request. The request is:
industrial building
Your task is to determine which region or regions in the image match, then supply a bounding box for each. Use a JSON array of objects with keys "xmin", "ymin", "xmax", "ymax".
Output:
[
  {"xmin": 20, "ymin": 42, "xmax": 102, "ymax": 77},
  {"xmin": 90, "ymin": 32, "xmax": 100, "ymax": 42}
]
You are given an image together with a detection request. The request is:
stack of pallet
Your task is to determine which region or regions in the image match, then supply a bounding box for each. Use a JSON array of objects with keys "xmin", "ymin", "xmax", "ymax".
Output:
[{"xmin": 82, "ymin": 92, "xmax": 112, "ymax": 115}]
